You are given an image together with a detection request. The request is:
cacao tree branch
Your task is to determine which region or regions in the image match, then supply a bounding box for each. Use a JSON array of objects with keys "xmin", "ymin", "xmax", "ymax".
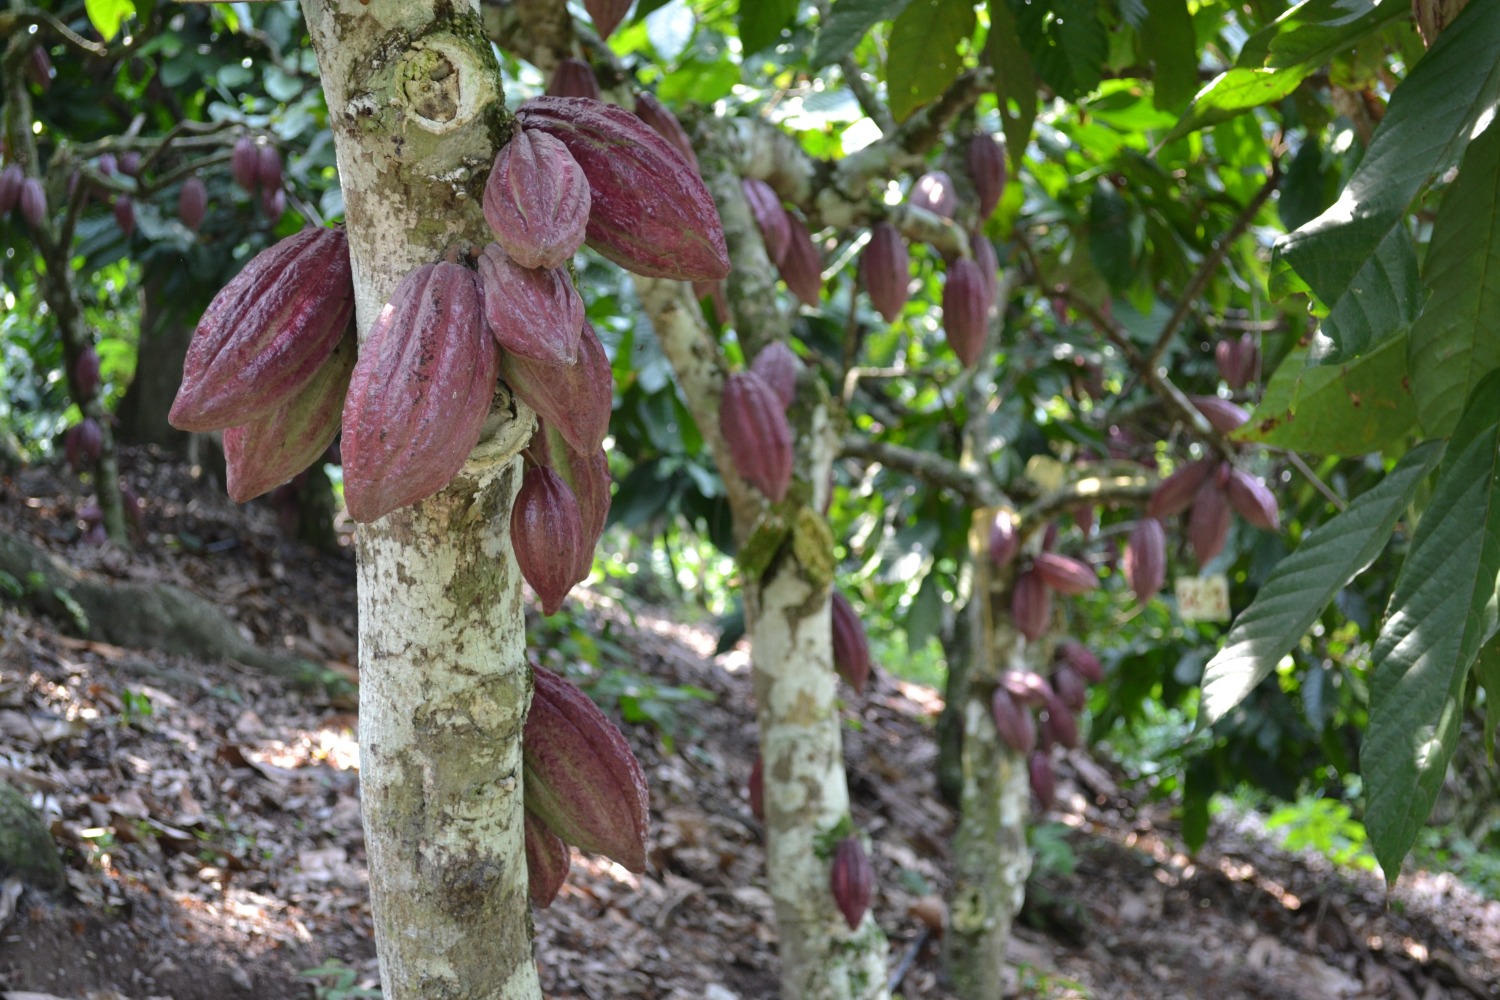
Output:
[
  {"xmin": 1018, "ymin": 468, "xmax": 1158, "ymax": 527},
  {"xmin": 480, "ymin": 0, "xmax": 579, "ymax": 76},
  {"xmin": 840, "ymin": 435, "xmax": 1004, "ymax": 508},
  {"xmin": 840, "ymin": 57, "xmax": 893, "ymax": 134},
  {"xmin": 0, "ymin": 9, "xmax": 109, "ymax": 58}
]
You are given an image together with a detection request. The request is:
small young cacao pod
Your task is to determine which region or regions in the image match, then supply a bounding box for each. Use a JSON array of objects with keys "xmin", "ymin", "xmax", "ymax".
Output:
[
  {"xmin": 0, "ymin": 165, "xmax": 22, "ymax": 214},
  {"xmin": 483, "ymin": 129, "xmax": 591, "ymax": 270},
  {"xmin": 118, "ymin": 151, "xmax": 141, "ymax": 178},
  {"xmin": 942, "ymin": 257, "xmax": 989, "ymax": 368},
  {"xmin": 1189, "ymin": 394, "xmax": 1250, "ymax": 433},
  {"xmin": 1124, "ymin": 517, "xmax": 1167, "ymax": 603},
  {"xmin": 64, "ymin": 418, "xmax": 103, "ymax": 472},
  {"xmin": 1029, "ymin": 751, "xmax": 1056, "ymax": 810},
  {"xmin": 909, "ymin": 170, "xmax": 956, "ymax": 219},
  {"xmin": 501, "ymin": 320, "xmax": 614, "ymax": 456},
  {"xmin": 1051, "ymin": 665, "xmax": 1087, "ymax": 713},
  {"xmin": 232, "ymin": 137, "xmax": 259, "ymax": 192},
  {"xmin": 585, "ymin": 0, "xmax": 634, "ymax": 39},
  {"xmin": 547, "ymin": 58, "xmax": 603, "ymax": 102},
  {"xmin": 991, "ymin": 686, "xmax": 1036, "ymax": 754},
  {"xmin": 178, "ymin": 176, "xmax": 208, "ymax": 232},
  {"xmin": 971, "ymin": 231, "xmax": 1000, "ymax": 307},
  {"xmin": 512, "ymin": 464, "xmax": 586, "ymax": 615},
  {"xmin": 98, "ymin": 153, "xmax": 118, "ymax": 177},
  {"xmin": 1042, "ymin": 697, "xmax": 1080, "ymax": 750},
  {"xmin": 829, "ymin": 836, "xmax": 874, "ymax": 931},
  {"xmin": 1215, "ymin": 333, "xmax": 1257, "ymax": 390},
  {"xmin": 1032, "ymin": 552, "xmax": 1099, "ymax": 595},
  {"xmin": 742, "ymin": 177, "xmax": 791, "ymax": 265},
  {"xmin": 20, "ymin": 177, "xmax": 46, "ymax": 230},
  {"xmin": 1147, "ymin": 458, "xmax": 1215, "ymax": 519},
  {"xmin": 1225, "ymin": 467, "xmax": 1280, "ymax": 531},
  {"xmin": 750, "ymin": 341, "xmax": 799, "ymax": 409},
  {"xmin": 1012, "ymin": 568, "xmax": 1051, "ymax": 642},
  {"xmin": 860, "ymin": 222, "xmax": 910, "ymax": 323},
  {"xmin": 967, "ymin": 132, "xmax": 1006, "ymax": 221},
  {"xmin": 719, "ymin": 371, "xmax": 793, "ymax": 502},
  {"xmin": 778, "ymin": 213, "xmax": 823, "ymax": 307},
  {"xmin": 477, "ymin": 242, "xmax": 585, "ymax": 366},
  {"xmin": 255, "ymin": 144, "xmax": 283, "ymax": 192},
  {"xmin": 831, "ymin": 588, "xmax": 872, "ymax": 695},
  {"xmin": 74, "ymin": 345, "xmax": 101, "ymax": 400},
  {"xmin": 1058, "ymin": 640, "xmax": 1104, "ymax": 684},
  {"xmin": 112, "ymin": 195, "xmax": 135, "ymax": 237},
  {"xmin": 524, "ymin": 810, "xmax": 571, "ymax": 908}
]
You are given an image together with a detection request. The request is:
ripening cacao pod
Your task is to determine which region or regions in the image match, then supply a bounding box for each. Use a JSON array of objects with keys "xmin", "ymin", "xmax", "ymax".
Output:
[
  {"xmin": 64, "ymin": 418, "xmax": 103, "ymax": 472},
  {"xmin": 171, "ymin": 227, "xmax": 354, "ymax": 432},
  {"xmin": 113, "ymin": 195, "xmax": 135, "ymax": 237},
  {"xmin": 224, "ymin": 329, "xmax": 355, "ymax": 503},
  {"xmin": 1189, "ymin": 394, "xmax": 1250, "ymax": 433},
  {"xmin": 1225, "ymin": 467, "xmax": 1280, "ymax": 531},
  {"xmin": 261, "ymin": 186, "xmax": 285, "ymax": 225},
  {"xmin": 1012, "ymin": 568, "xmax": 1051, "ymax": 642},
  {"xmin": 513, "ymin": 464, "xmax": 586, "ymax": 615},
  {"xmin": 119, "ymin": 152, "xmax": 141, "ymax": 178},
  {"xmin": 256, "ymin": 144, "xmax": 283, "ymax": 192},
  {"xmin": 547, "ymin": 58, "xmax": 603, "ymax": 102},
  {"xmin": 501, "ymin": 320, "xmax": 614, "ymax": 456},
  {"xmin": 1147, "ymin": 458, "xmax": 1214, "ymax": 518},
  {"xmin": 910, "ymin": 171, "xmax": 956, "ymax": 219},
  {"xmin": 1051, "ymin": 665, "xmax": 1087, "ymax": 713},
  {"xmin": 860, "ymin": 222, "xmax": 910, "ymax": 323},
  {"xmin": 971, "ymin": 231, "xmax": 1000, "ymax": 308},
  {"xmin": 991, "ymin": 687, "xmax": 1036, "ymax": 754},
  {"xmin": 829, "ymin": 836, "xmax": 874, "ymax": 931},
  {"xmin": 537, "ymin": 423, "xmax": 611, "ymax": 584},
  {"xmin": 98, "ymin": 153, "xmax": 119, "ymax": 177},
  {"xmin": 74, "ymin": 346, "xmax": 101, "ymax": 400},
  {"xmin": 0, "ymin": 165, "xmax": 22, "ymax": 214},
  {"xmin": 341, "ymin": 262, "xmax": 499, "ymax": 522},
  {"xmin": 585, "ymin": 0, "xmax": 633, "ymax": 39},
  {"xmin": 1215, "ymin": 333, "xmax": 1257, "ymax": 390},
  {"xmin": 748, "ymin": 756, "xmax": 764, "ymax": 823},
  {"xmin": 1042, "ymin": 697, "xmax": 1080, "ymax": 749},
  {"xmin": 742, "ymin": 177, "xmax": 791, "ymax": 265},
  {"xmin": 989, "ymin": 511, "xmax": 1019, "ymax": 568},
  {"xmin": 779, "ymin": 213, "xmax": 822, "ymax": 307},
  {"xmin": 179, "ymin": 176, "xmax": 207, "ymax": 232},
  {"xmin": 523, "ymin": 665, "xmax": 650, "ymax": 872},
  {"xmin": 967, "ymin": 132, "xmax": 1006, "ymax": 221},
  {"xmin": 518, "ymin": 97, "xmax": 730, "ymax": 281},
  {"xmin": 751, "ymin": 341, "xmax": 799, "ymax": 409},
  {"xmin": 477, "ymin": 242, "xmax": 585, "ymax": 366},
  {"xmin": 483, "ymin": 129, "xmax": 591, "ymax": 270},
  {"xmin": 1188, "ymin": 479, "xmax": 1231, "ymax": 568},
  {"xmin": 1002, "ymin": 669, "xmax": 1054, "ymax": 708},
  {"xmin": 1032, "ymin": 552, "xmax": 1099, "ymax": 595},
  {"xmin": 20, "ymin": 177, "xmax": 46, "ymax": 229},
  {"xmin": 1059, "ymin": 640, "xmax": 1104, "ymax": 684},
  {"xmin": 719, "ymin": 371, "xmax": 793, "ymax": 502},
  {"xmin": 1124, "ymin": 517, "xmax": 1167, "ymax": 603},
  {"xmin": 634, "ymin": 92, "xmax": 698, "ymax": 173},
  {"xmin": 943, "ymin": 257, "xmax": 989, "ymax": 368},
  {"xmin": 1029, "ymin": 751, "xmax": 1056, "ymax": 809},
  {"xmin": 524, "ymin": 810, "xmax": 571, "ymax": 908},
  {"xmin": 831, "ymin": 589, "xmax": 872, "ymax": 695},
  {"xmin": 232, "ymin": 137, "xmax": 259, "ymax": 192}
]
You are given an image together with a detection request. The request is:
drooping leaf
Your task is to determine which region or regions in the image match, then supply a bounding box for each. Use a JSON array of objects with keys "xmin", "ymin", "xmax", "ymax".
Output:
[
  {"xmin": 812, "ymin": 0, "xmax": 913, "ymax": 67},
  {"xmin": 887, "ymin": 0, "xmax": 976, "ymax": 122},
  {"xmin": 1198, "ymin": 441, "xmax": 1445, "ymax": 728},
  {"xmin": 739, "ymin": 0, "xmax": 799, "ymax": 56},
  {"xmin": 1310, "ymin": 223, "xmax": 1423, "ymax": 362},
  {"xmin": 1257, "ymin": 0, "xmax": 1404, "ymax": 70},
  {"xmin": 1009, "ymin": 0, "xmax": 1106, "ymax": 101},
  {"xmin": 985, "ymin": 0, "xmax": 1037, "ymax": 171},
  {"xmin": 85, "ymin": 0, "xmax": 135, "ymax": 41},
  {"xmin": 1140, "ymin": 0, "xmax": 1198, "ymax": 111}
]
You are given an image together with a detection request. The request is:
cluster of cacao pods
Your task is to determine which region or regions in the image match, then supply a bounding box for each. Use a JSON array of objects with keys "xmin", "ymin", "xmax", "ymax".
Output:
[
  {"xmin": 991, "ymin": 517, "xmax": 1099, "ymax": 642},
  {"xmin": 231, "ymin": 136, "xmax": 285, "ymax": 222},
  {"xmin": 523, "ymin": 665, "xmax": 650, "ymax": 906},
  {"xmin": 61, "ymin": 345, "xmax": 106, "ymax": 474},
  {"xmin": 992, "ymin": 641, "xmax": 1103, "ymax": 809},
  {"xmin": 744, "ymin": 177, "xmax": 824, "ymax": 307},
  {"xmin": 1146, "ymin": 456, "xmax": 1279, "ymax": 569},
  {"xmin": 719, "ymin": 342, "xmax": 798, "ymax": 502},
  {"xmin": 0, "ymin": 163, "xmax": 47, "ymax": 230}
]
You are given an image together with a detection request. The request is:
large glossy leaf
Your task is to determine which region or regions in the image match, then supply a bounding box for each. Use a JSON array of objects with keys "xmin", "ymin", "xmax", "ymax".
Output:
[
  {"xmin": 985, "ymin": 0, "xmax": 1037, "ymax": 171},
  {"xmin": 1255, "ymin": 0, "xmax": 1403, "ymax": 70},
  {"xmin": 886, "ymin": 0, "xmax": 975, "ymax": 122},
  {"xmin": 1311, "ymin": 225, "xmax": 1422, "ymax": 362},
  {"xmin": 1363, "ymin": 379, "xmax": 1500, "ymax": 883},
  {"xmin": 1408, "ymin": 118, "xmax": 1500, "ymax": 437},
  {"xmin": 85, "ymin": 0, "xmax": 134, "ymax": 41},
  {"xmin": 739, "ymin": 0, "xmax": 799, "ymax": 55},
  {"xmin": 1010, "ymin": 0, "xmax": 1106, "ymax": 101},
  {"xmin": 1276, "ymin": 2, "xmax": 1500, "ymax": 311},
  {"xmin": 1140, "ymin": 0, "xmax": 1198, "ymax": 111},
  {"xmin": 812, "ymin": 0, "xmax": 912, "ymax": 67},
  {"xmin": 1198, "ymin": 441, "xmax": 1444, "ymax": 728},
  {"xmin": 1476, "ymin": 637, "xmax": 1500, "ymax": 765}
]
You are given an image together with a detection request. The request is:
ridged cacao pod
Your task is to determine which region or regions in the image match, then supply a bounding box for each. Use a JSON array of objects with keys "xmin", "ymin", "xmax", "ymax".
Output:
[
  {"xmin": 0, "ymin": 165, "xmax": 22, "ymax": 213},
  {"xmin": 750, "ymin": 341, "xmax": 798, "ymax": 409},
  {"xmin": 524, "ymin": 810, "xmax": 571, "ymax": 908},
  {"xmin": 748, "ymin": 755, "xmax": 764, "ymax": 823},
  {"xmin": 113, "ymin": 195, "xmax": 135, "ymax": 237},
  {"xmin": 1147, "ymin": 458, "xmax": 1215, "ymax": 518},
  {"xmin": 1012, "ymin": 568, "xmax": 1051, "ymax": 642},
  {"xmin": 256, "ymin": 144, "xmax": 283, "ymax": 192},
  {"xmin": 224, "ymin": 329, "xmax": 355, "ymax": 503},
  {"xmin": 170, "ymin": 227, "xmax": 354, "ymax": 432},
  {"xmin": 477, "ymin": 242, "xmax": 585, "ymax": 366},
  {"xmin": 1215, "ymin": 333, "xmax": 1257, "ymax": 390},
  {"xmin": 1225, "ymin": 467, "xmax": 1280, "ymax": 531},
  {"xmin": 1029, "ymin": 751, "xmax": 1056, "ymax": 810},
  {"xmin": 971, "ymin": 231, "xmax": 1000, "ymax": 307},
  {"xmin": 779, "ymin": 213, "xmax": 822, "ymax": 307},
  {"xmin": 341, "ymin": 262, "xmax": 499, "ymax": 522},
  {"xmin": 968, "ymin": 133, "xmax": 1006, "ymax": 221},
  {"xmin": 119, "ymin": 152, "xmax": 141, "ymax": 178},
  {"xmin": 513, "ymin": 464, "xmax": 586, "ymax": 615},
  {"xmin": 1124, "ymin": 517, "xmax": 1167, "ymax": 603},
  {"xmin": 501, "ymin": 319, "xmax": 613, "ymax": 456},
  {"xmin": 1059, "ymin": 640, "xmax": 1104, "ymax": 684},
  {"xmin": 989, "ymin": 511, "xmax": 1019, "ymax": 568},
  {"xmin": 518, "ymin": 97, "xmax": 729, "ymax": 280},
  {"xmin": 483, "ymin": 129, "xmax": 590, "ymax": 270},
  {"xmin": 910, "ymin": 171, "xmax": 956, "ymax": 219},
  {"xmin": 232, "ymin": 137, "xmax": 259, "ymax": 192},
  {"xmin": 523, "ymin": 665, "xmax": 650, "ymax": 872},
  {"xmin": 1188, "ymin": 479, "xmax": 1231, "ymax": 569},
  {"xmin": 179, "ymin": 176, "xmax": 207, "ymax": 232},
  {"xmin": 1051, "ymin": 665, "xmax": 1087, "ymax": 713},
  {"xmin": 74, "ymin": 346, "xmax": 101, "ymax": 400},
  {"xmin": 831, "ymin": 589, "xmax": 872, "ymax": 695},
  {"xmin": 1189, "ymin": 394, "xmax": 1250, "ymax": 433},
  {"xmin": 1002, "ymin": 669, "xmax": 1054, "ymax": 708},
  {"xmin": 742, "ymin": 177, "xmax": 791, "ymax": 265},
  {"xmin": 829, "ymin": 836, "xmax": 873, "ymax": 931},
  {"xmin": 538, "ymin": 423, "xmax": 611, "ymax": 585},
  {"xmin": 942, "ymin": 257, "xmax": 989, "ymax": 368},
  {"xmin": 1042, "ymin": 697, "xmax": 1080, "ymax": 749},
  {"xmin": 20, "ymin": 177, "xmax": 46, "ymax": 229},
  {"xmin": 634, "ymin": 92, "xmax": 698, "ymax": 173},
  {"xmin": 261, "ymin": 186, "xmax": 285, "ymax": 225},
  {"xmin": 585, "ymin": 0, "xmax": 633, "ymax": 39},
  {"xmin": 860, "ymin": 222, "xmax": 910, "ymax": 323},
  {"xmin": 98, "ymin": 153, "xmax": 118, "ymax": 177},
  {"xmin": 719, "ymin": 371, "xmax": 793, "ymax": 502},
  {"xmin": 547, "ymin": 58, "xmax": 603, "ymax": 102},
  {"xmin": 991, "ymin": 687, "xmax": 1036, "ymax": 754},
  {"xmin": 64, "ymin": 418, "xmax": 103, "ymax": 472},
  {"xmin": 1032, "ymin": 552, "xmax": 1099, "ymax": 595}
]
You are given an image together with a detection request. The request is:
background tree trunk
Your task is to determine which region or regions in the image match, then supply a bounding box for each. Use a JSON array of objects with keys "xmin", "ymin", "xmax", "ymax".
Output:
[{"xmin": 117, "ymin": 267, "xmax": 195, "ymax": 453}]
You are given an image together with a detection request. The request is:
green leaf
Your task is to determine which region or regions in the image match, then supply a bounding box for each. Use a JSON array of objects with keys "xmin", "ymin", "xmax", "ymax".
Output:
[
  {"xmin": 1160, "ymin": 68, "xmax": 1305, "ymax": 144},
  {"xmin": 1088, "ymin": 183, "xmax": 1135, "ymax": 291},
  {"xmin": 1276, "ymin": 2, "xmax": 1500, "ymax": 311},
  {"xmin": 887, "ymin": 0, "xmax": 975, "ymax": 122},
  {"xmin": 739, "ymin": 0, "xmax": 799, "ymax": 55},
  {"xmin": 1476, "ymin": 637, "xmax": 1500, "ymax": 764},
  {"xmin": 1256, "ymin": 0, "xmax": 1404, "ymax": 71},
  {"xmin": 1010, "ymin": 0, "xmax": 1106, "ymax": 101},
  {"xmin": 1363, "ymin": 381, "xmax": 1500, "ymax": 883},
  {"xmin": 1140, "ymin": 0, "xmax": 1197, "ymax": 111},
  {"xmin": 985, "ymin": 0, "xmax": 1037, "ymax": 171},
  {"xmin": 812, "ymin": 0, "xmax": 912, "ymax": 67},
  {"xmin": 85, "ymin": 0, "xmax": 134, "ymax": 41},
  {"xmin": 1236, "ymin": 336, "xmax": 1416, "ymax": 455},
  {"xmin": 1408, "ymin": 118, "xmax": 1500, "ymax": 437},
  {"xmin": 1198, "ymin": 440, "xmax": 1444, "ymax": 728},
  {"xmin": 1314, "ymin": 225, "xmax": 1422, "ymax": 362}
]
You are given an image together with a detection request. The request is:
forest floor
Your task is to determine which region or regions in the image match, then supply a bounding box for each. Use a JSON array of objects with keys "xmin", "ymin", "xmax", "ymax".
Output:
[{"xmin": 0, "ymin": 447, "xmax": 1497, "ymax": 1000}]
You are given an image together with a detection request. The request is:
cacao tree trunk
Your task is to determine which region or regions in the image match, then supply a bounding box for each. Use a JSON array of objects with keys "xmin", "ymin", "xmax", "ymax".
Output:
[{"xmin": 299, "ymin": 4, "xmax": 540, "ymax": 997}]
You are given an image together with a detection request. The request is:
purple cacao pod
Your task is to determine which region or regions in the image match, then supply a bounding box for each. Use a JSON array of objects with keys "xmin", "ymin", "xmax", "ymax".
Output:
[
  {"xmin": 20, "ymin": 177, "xmax": 46, "ymax": 229},
  {"xmin": 27, "ymin": 46, "xmax": 52, "ymax": 91},
  {"xmin": 64, "ymin": 418, "xmax": 103, "ymax": 472},
  {"xmin": 1225, "ymin": 467, "xmax": 1280, "ymax": 531},
  {"xmin": 524, "ymin": 810, "xmax": 571, "ymax": 908},
  {"xmin": 585, "ymin": 0, "xmax": 633, "ymax": 39},
  {"xmin": 634, "ymin": 92, "xmax": 698, "ymax": 173},
  {"xmin": 1215, "ymin": 333, "xmax": 1258, "ymax": 390},
  {"xmin": 523, "ymin": 665, "xmax": 650, "ymax": 872},
  {"xmin": 260, "ymin": 186, "xmax": 285, "ymax": 225},
  {"xmin": 538, "ymin": 423, "xmax": 611, "ymax": 585},
  {"xmin": 0, "ymin": 165, "xmax": 23, "ymax": 214},
  {"xmin": 113, "ymin": 195, "xmax": 135, "ymax": 237},
  {"xmin": 989, "ymin": 511, "xmax": 1019, "ymax": 568},
  {"xmin": 1188, "ymin": 480, "xmax": 1232, "ymax": 568},
  {"xmin": 1058, "ymin": 640, "xmax": 1104, "ymax": 684},
  {"xmin": 778, "ymin": 213, "xmax": 822, "ymax": 307},
  {"xmin": 1051, "ymin": 665, "xmax": 1087, "ymax": 713},
  {"xmin": 119, "ymin": 151, "xmax": 141, "ymax": 178},
  {"xmin": 1032, "ymin": 552, "xmax": 1099, "ymax": 595},
  {"xmin": 829, "ymin": 836, "xmax": 873, "ymax": 931},
  {"xmin": 74, "ymin": 345, "xmax": 101, "ymax": 400},
  {"xmin": 179, "ymin": 176, "xmax": 208, "ymax": 232},
  {"xmin": 501, "ymin": 320, "xmax": 614, "ymax": 456},
  {"xmin": 1029, "ymin": 751, "xmax": 1056, "ymax": 810},
  {"xmin": 255, "ymin": 144, "xmax": 283, "ymax": 192},
  {"xmin": 748, "ymin": 755, "xmax": 764, "ymax": 822},
  {"xmin": 1147, "ymin": 458, "xmax": 1215, "ymax": 518},
  {"xmin": 232, "ymin": 137, "xmax": 259, "ymax": 192},
  {"xmin": 477, "ymin": 242, "xmax": 585, "ymax": 366},
  {"xmin": 991, "ymin": 687, "xmax": 1036, "ymax": 754},
  {"xmin": 170, "ymin": 227, "xmax": 354, "ymax": 432},
  {"xmin": 742, "ymin": 177, "xmax": 791, "ymax": 266},
  {"xmin": 719, "ymin": 371, "xmax": 793, "ymax": 502},
  {"xmin": 517, "ymin": 96, "xmax": 730, "ymax": 281},
  {"xmin": 547, "ymin": 58, "xmax": 603, "ymax": 102},
  {"xmin": 1042, "ymin": 697, "xmax": 1080, "ymax": 750},
  {"xmin": 1124, "ymin": 517, "xmax": 1167, "ymax": 603},
  {"xmin": 1189, "ymin": 394, "xmax": 1250, "ymax": 433},
  {"xmin": 831, "ymin": 589, "xmax": 872, "ymax": 695},
  {"xmin": 967, "ymin": 132, "xmax": 1006, "ymax": 221},
  {"xmin": 909, "ymin": 170, "xmax": 956, "ymax": 219},
  {"xmin": 98, "ymin": 153, "xmax": 118, "ymax": 178},
  {"xmin": 1042, "ymin": 520, "xmax": 1059, "ymax": 551},
  {"xmin": 1012, "ymin": 568, "xmax": 1051, "ymax": 642},
  {"xmin": 750, "ymin": 341, "xmax": 799, "ymax": 409},
  {"xmin": 860, "ymin": 222, "xmax": 910, "ymax": 323},
  {"xmin": 971, "ymin": 231, "xmax": 1000, "ymax": 308},
  {"xmin": 942, "ymin": 257, "xmax": 989, "ymax": 368},
  {"xmin": 341, "ymin": 262, "xmax": 499, "ymax": 522},
  {"xmin": 513, "ymin": 464, "xmax": 586, "ymax": 615},
  {"xmin": 1002, "ymin": 669, "xmax": 1054, "ymax": 708},
  {"xmin": 483, "ymin": 128, "xmax": 591, "ymax": 270}
]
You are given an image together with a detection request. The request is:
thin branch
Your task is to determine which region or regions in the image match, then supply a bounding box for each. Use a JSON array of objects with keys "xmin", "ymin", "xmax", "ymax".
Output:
[
  {"xmin": 1019, "ymin": 468, "xmax": 1157, "ymax": 527},
  {"xmin": 0, "ymin": 10, "xmax": 109, "ymax": 58},
  {"xmin": 840, "ymin": 57, "xmax": 893, "ymax": 134},
  {"xmin": 1273, "ymin": 449, "xmax": 1348, "ymax": 512},
  {"xmin": 840, "ymin": 435, "xmax": 1003, "ymax": 508}
]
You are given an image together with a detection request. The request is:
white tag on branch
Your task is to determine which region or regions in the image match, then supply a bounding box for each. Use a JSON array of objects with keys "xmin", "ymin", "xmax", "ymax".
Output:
[{"xmin": 1175, "ymin": 574, "xmax": 1229, "ymax": 622}]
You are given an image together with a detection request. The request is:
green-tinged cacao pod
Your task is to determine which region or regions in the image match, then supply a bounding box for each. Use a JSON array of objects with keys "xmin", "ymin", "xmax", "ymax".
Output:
[
  {"xmin": 547, "ymin": 58, "xmax": 602, "ymax": 102},
  {"xmin": 585, "ymin": 0, "xmax": 633, "ymax": 39},
  {"xmin": 1124, "ymin": 517, "xmax": 1167, "ymax": 603},
  {"xmin": 517, "ymin": 97, "xmax": 730, "ymax": 281},
  {"xmin": 831, "ymin": 589, "xmax": 872, "ymax": 695},
  {"xmin": 748, "ymin": 755, "xmax": 764, "ymax": 823},
  {"xmin": 20, "ymin": 177, "xmax": 46, "ymax": 229},
  {"xmin": 483, "ymin": 129, "xmax": 590, "ymax": 270},
  {"xmin": 524, "ymin": 810, "xmax": 571, "ymax": 908},
  {"xmin": 1188, "ymin": 479, "xmax": 1231, "ymax": 569},
  {"xmin": 967, "ymin": 132, "xmax": 1006, "ymax": 221},
  {"xmin": 860, "ymin": 222, "xmax": 910, "ymax": 323},
  {"xmin": 477, "ymin": 242, "xmax": 585, "ymax": 366},
  {"xmin": 341, "ymin": 262, "xmax": 498, "ymax": 522},
  {"xmin": 719, "ymin": 371, "xmax": 793, "ymax": 502},
  {"xmin": 989, "ymin": 511, "xmax": 1019, "ymax": 568},
  {"xmin": 1012, "ymin": 568, "xmax": 1051, "ymax": 642},
  {"xmin": 1189, "ymin": 394, "xmax": 1249, "ymax": 434},
  {"xmin": 179, "ymin": 176, "xmax": 207, "ymax": 232},
  {"xmin": 1032, "ymin": 552, "xmax": 1099, "ymax": 596},
  {"xmin": 910, "ymin": 170, "xmax": 956, "ymax": 219},
  {"xmin": 829, "ymin": 836, "xmax": 873, "ymax": 931},
  {"xmin": 991, "ymin": 687, "xmax": 1036, "ymax": 754},
  {"xmin": 634, "ymin": 92, "xmax": 698, "ymax": 173},
  {"xmin": 224, "ymin": 328, "xmax": 354, "ymax": 503},
  {"xmin": 64, "ymin": 418, "xmax": 102, "ymax": 472},
  {"xmin": 74, "ymin": 346, "xmax": 101, "ymax": 400},
  {"xmin": 501, "ymin": 320, "xmax": 613, "ymax": 455},
  {"xmin": 1029, "ymin": 751, "xmax": 1056, "ymax": 810},
  {"xmin": 170, "ymin": 227, "xmax": 354, "ymax": 432},
  {"xmin": 942, "ymin": 258, "xmax": 988, "ymax": 368},
  {"xmin": 778, "ymin": 213, "xmax": 823, "ymax": 307},
  {"xmin": 1215, "ymin": 333, "xmax": 1257, "ymax": 390},
  {"xmin": 750, "ymin": 341, "xmax": 799, "ymax": 409},
  {"xmin": 523, "ymin": 665, "xmax": 650, "ymax": 872},
  {"xmin": 1225, "ymin": 467, "xmax": 1280, "ymax": 531},
  {"xmin": 512, "ymin": 463, "xmax": 586, "ymax": 615},
  {"xmin": 742, "ymin": 177, "xmax": 791, "ymax": 266},
  {"xmin": 1147, "ymin": 458, "xmax": 1214, "ymax": 518}
]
